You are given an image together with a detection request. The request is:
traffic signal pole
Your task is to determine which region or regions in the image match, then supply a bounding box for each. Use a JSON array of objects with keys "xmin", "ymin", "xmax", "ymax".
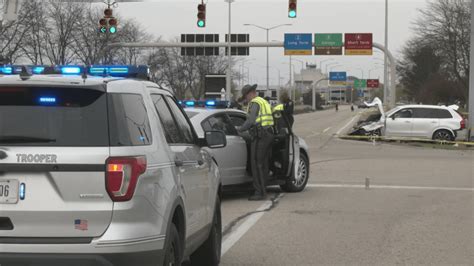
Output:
[
  {"xmin": 468, "ymin": 0, "xmax": 474, "ymax": 141},
  {"xmin": 109, "ymin": 41, "xmax": 396, "ymax": 107}
]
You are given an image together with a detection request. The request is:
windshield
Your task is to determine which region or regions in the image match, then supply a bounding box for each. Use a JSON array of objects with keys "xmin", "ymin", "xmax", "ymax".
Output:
[{"xmin": 0, "ymin": 86, "xmax": 109, "ymax": 146}]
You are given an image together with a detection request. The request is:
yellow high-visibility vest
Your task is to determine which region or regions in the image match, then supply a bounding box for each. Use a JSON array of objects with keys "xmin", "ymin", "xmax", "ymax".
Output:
[
  {"xmin": 273, "ymin": 104, "xmax": 284, "ymax": 112},
  {"xmin": 249, "ymin": 96, "xmax": 274, "ymax": 127}
]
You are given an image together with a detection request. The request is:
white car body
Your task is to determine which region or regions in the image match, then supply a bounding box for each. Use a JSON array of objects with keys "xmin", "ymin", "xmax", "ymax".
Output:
[
  {"xmin": 362, "ymin": 98, "xmax": 466, "ymax": 140},
  {"xmin": 185, "ymin": 108, "xmax": 310, "ymax": 189}
]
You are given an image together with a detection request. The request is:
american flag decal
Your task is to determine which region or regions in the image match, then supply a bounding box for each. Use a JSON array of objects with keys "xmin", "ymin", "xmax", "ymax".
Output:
[{"xmin": 74, "ymin": 219, "xmax": 88, "ymax": 231}]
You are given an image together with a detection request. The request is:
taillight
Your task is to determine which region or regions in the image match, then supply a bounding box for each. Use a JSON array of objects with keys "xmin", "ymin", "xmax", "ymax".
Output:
[
  {"xmin": 460, "ymin": 119, "xmax": 466, "ymax": 130},
  {"xmin": 106, "ymin": 156, "xmax": 147, "ymax": 202}
]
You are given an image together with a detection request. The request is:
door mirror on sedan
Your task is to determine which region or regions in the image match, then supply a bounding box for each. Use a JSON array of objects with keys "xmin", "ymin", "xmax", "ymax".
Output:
[
  {"xmin": 391, "ymin": 116, "xmax": 396, "ymax": 120},
  {"xmin": 205, "ymin": 130, "xmax": 227, "ymax": 149}
]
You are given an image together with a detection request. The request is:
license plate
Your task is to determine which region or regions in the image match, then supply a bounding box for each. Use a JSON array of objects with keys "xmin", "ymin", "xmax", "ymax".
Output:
[{"xmin": 0, "ymin": 180, "xmax": 19, "ymax": 204}]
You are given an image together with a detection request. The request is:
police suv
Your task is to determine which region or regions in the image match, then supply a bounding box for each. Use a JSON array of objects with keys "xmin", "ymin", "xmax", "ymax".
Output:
[{"xmin": 0, "ymin": 65, "xmax": 224, "ymax": 266}]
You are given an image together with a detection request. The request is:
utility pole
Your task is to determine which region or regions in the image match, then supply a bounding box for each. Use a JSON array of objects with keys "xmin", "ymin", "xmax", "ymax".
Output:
[{"xmin": 469, "ymin": 0, "xmax": 474, "ymax": 140}]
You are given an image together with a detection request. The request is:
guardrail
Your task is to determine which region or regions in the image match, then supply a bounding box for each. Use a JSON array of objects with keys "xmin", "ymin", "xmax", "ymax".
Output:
[{"xmin": 339, "ymin": 135, "xmax": 474, "ymax": 147}]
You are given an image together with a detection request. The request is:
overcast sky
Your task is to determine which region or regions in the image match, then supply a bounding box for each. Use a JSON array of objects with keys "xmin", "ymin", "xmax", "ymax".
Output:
[{"xmin": 108, "ymin": 0, "xmax": 428, "ymax": 85}]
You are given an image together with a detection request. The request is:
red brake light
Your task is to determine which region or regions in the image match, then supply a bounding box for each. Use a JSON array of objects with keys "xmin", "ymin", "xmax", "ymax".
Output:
[
  {"xmin": 460, "ymin": 119, "xmax": 466, "ymax": 130},
  {"xmin": 106, "ymin": 156, "xmax": 147, "ymax": 202}
]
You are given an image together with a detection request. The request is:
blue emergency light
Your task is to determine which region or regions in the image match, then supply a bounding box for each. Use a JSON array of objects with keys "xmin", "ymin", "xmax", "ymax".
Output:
[
  {"xmin": 61, "ymin": 66, "xmax": 82, "ymax": 75},
  {"xmin": 205, "ymin": 100, "xmax": 216, "ymax": 107},
  {"xmin": 39, "ymin": 97, "xmax": 57, "ymax": 105},
  {"xmin": 0, "ymin": 65, "xmax": 149, "ymax": 79},
  {"xmin": 180, "ymin": 100, "xmax": 229, "ymax": 109},
  {"xmin": 0, "ymin": 66, "xmax": 12, "ymax": 74},
  {"xmin": 185, "ymin": 101, "xmax": 195, "ymax": 107}
]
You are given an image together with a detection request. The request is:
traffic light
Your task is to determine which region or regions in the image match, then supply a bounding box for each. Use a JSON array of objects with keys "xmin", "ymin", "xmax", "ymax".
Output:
[
  {"xmin": 109, "ymin": 18, "xmax": 117, "ymax": 34},
  {"xmin": 197, "ymin": 3, "xmax": 206, "ymax": 28},
  {"xmin": 99, "ymin": 8, "xmax": 118, "ymax": 34},
  {"xmin": 288, "ymin": 0, "xmax": 297, "ymax": 18}
]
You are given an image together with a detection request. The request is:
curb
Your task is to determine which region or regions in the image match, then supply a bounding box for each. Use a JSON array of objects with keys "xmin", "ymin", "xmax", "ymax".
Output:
[{"xmin": 339, "ymin": 135, "xmax": 474, "ymax": 147}]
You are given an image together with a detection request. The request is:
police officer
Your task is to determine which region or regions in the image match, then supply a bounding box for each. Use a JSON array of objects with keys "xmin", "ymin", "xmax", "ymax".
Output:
[
  {"xmin": 273, "ymin": 91, "xmax": 294, "ymax": 127},
  {"xmin": 238, "ymin": 84, "xmax": 274, "ymax": 201}
]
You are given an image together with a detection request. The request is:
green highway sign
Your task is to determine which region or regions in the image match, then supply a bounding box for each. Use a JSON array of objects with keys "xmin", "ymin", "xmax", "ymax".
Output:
[
  {"xmin": 354, "ymin": 79, "xmax": 367, "ymax": 89},
  {"xmin": 315, "ymin": 33, "xmax": 343, "ymax": 55}
]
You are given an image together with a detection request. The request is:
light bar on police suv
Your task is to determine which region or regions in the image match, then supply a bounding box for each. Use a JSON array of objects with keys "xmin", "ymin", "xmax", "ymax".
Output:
[{"xmin": 0, "ymin": 65, "xmax": 149, "ymax": 79}]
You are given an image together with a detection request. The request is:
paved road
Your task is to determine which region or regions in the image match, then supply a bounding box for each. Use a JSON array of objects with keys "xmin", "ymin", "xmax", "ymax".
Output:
[{"xmin": 220, "ymin": 106, "xmax": 474, "ymax": 265}]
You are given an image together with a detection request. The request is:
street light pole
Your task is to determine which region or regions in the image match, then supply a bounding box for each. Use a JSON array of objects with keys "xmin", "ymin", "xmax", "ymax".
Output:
[
  {"xmin": 225, "ymin": 0, "xmax": 234, "ymax": 102},
  {"xmin": 243, "ymin": 23, "xmax": 292, "ymax": 92},
  {"xmin": 293, "ymin": 58, "xmax": 305, "ymax": 103},
  {"xmin": 383, "ymin": 0, "xmax": 389, "ymax": 105}
]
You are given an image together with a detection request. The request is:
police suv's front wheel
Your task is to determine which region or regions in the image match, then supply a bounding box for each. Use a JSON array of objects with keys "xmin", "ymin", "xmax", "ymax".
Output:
[{"xmin": 280, "ymin": 152, "xmax": 309, "ymax": 193}]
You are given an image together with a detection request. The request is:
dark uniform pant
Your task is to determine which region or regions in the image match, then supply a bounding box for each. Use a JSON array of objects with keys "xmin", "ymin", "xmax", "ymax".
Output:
[{"xmin": 250, "ymin": 127, "xmax": 274, "ymax": 196}]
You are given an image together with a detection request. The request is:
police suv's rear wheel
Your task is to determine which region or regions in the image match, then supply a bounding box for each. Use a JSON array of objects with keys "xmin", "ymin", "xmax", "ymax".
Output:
[
  {"xmin": 163, "ymin": 224, "xmax": 181, "ymax": 266},
  {"xmin": 190, "ymin": 196, "xmax": 222, "ymax": 266},
  {"xmin": 280, "ymin": 152, "xmax": 309, "ymax": 193}
]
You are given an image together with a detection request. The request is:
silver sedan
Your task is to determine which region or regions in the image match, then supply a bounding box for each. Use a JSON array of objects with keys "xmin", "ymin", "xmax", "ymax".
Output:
[{"xmin": 185, "ymin": 108, "xmax": 310, "ymax": 192}]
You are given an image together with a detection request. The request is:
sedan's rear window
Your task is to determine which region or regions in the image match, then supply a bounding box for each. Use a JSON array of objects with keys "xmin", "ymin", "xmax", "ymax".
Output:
[{"xmin": 0, "ymin": 86, "xmax": 109, "ymax": 146}]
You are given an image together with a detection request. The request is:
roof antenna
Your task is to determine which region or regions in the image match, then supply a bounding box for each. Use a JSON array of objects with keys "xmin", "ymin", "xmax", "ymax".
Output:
[
  {"xmin": 81, "ymin": 66, "xmax": 88, "ymax": 83},
  {"xmin": 19, "ymin": 66, "xmax": 33, "ymax": 81}
]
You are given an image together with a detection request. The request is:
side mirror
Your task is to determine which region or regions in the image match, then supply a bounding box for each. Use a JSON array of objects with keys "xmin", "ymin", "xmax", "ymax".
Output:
[
  {"xmin": 391, "ymin": 116, "xmax": 396, "ymax": 120},
  {"xmin": 205, "ymin": 130, "xmax": 227, "ymax": 149}
]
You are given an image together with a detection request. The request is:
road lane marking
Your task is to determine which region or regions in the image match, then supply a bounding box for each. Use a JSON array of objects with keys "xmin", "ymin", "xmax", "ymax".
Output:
[
  {"xmin": 323, "ymin": 127, "xmax": 331, "ymax": 133},
  {"xmin": 307, "ymin": 183, "xmax": 474, "ymax": 192},
  {"xmin": 336, "ymin": 115, "xmax": 359, "ymax": 136},
  {"xmin": 221, "ymin": 193, "xmax": 284, "ymax": 256}
]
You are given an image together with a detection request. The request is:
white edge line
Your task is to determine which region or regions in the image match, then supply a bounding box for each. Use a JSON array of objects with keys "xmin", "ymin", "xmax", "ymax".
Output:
[
  {"xmin": 307, "ymin": 184, "xmax": 474, "ymax": 192},
  {"xmin": 336, "ymin": 116, "xmax": 359, "ymax": 136},
  {"xmin": 221, "ymin": 193, "xmax": 284, "ymax": 256},
  {"xmin": 323, "ymin": 127, "xmax": 331, "ymax": 133}
]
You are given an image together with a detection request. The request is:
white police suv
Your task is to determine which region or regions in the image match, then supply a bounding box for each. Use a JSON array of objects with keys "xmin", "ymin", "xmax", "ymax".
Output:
[{"xmin": 0, "ymin": 65, "xmax": 224, "ymax": 266}]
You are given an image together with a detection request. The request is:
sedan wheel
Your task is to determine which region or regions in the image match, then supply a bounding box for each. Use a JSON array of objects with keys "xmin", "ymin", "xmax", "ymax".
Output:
[{"xmin": 280, "ymin": 153, "xmax": 309, "ymax": 193}]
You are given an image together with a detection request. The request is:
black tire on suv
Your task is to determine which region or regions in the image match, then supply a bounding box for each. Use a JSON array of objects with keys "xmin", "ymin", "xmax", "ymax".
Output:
[
  {"xmin": 433, "ymin": 129, "xmax": 454, "ymax": 141},
  {"xmin": 163, "ymin": 224, "xmax": 182, "ymax": 266},
  {"xmin": 190, "ymin": 196, "xmax": 222, "ymax": 266}
]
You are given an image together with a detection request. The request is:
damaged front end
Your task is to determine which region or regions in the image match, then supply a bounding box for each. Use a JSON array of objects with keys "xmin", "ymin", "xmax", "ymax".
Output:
[{"xmin": 349, "ymin": 97, "xmax": 385, "ymax": 136}]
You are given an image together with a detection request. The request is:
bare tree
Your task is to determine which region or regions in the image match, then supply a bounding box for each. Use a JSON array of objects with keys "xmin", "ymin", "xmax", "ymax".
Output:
[
  {"xmin": 20, "ymin": 0, "xmax": 48, "ymax": 64},
  {"xmin": 43, "ymin": 0, "xmax": 85, "ymax": 65},
  {"xmin": 0, "ymin": 0, "xmax": 33, "ymax": 63},
  {"xmin": 414, "ymin": 0, "xmax": 470, "ymax": 90}
]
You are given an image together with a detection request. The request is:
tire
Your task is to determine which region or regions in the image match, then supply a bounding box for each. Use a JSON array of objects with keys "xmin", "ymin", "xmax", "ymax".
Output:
[
  {"xmin": 190, "ymin": 196, "xmax": 222, "ymax": 266},
  {"xmin": 432, "ymin": 129, "xmax": 454, "ymax": 141},
  {"xmin": 163, "ymin": 224, "xmax": 182, "ymax": 266},
  {"xmin": 280, "ymin": 152, "xmax": 309, "ymax": 193}
]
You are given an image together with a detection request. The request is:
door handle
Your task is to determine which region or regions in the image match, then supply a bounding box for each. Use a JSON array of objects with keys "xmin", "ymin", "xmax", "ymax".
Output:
[
  {"xmin": 405, "ymin": 121, "xmax": 411, "ymax": 123},
  {"xmin": 174, "ymin": 160, "xmax": 184, "ymax": 167}
]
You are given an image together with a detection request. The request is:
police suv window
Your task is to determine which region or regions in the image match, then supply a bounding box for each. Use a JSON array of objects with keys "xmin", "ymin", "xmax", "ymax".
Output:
[
  {"xmin": 164, "ymin": 96, "xmax": 195, "ymax": 144},
  {"xmin": 0, "ymin": 86, "xmax": 109, "ymax": 147},
  {"xmin": 107, "ymin": 94, "xmax": 152, "ymax": 146},
  {"xmin": 151, "ymin": 94, "xmax": 184, "ymax": 144}
]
